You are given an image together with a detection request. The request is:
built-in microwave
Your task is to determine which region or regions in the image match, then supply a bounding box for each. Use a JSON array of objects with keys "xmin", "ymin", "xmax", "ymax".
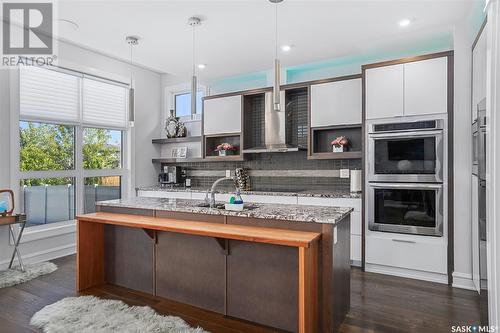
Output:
[
  {"xmin": 368, "ymin": 182, "xmax": 444, "ymax": 237},
  {"xmin": 368, "ymin": 120, "xmax": 444, "ymax": 183}
]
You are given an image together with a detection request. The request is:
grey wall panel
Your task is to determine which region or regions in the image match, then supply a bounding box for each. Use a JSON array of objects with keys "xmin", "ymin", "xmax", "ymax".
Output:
[
  {"xmin": 104, "ymin": 225, "xmax": 154, "ymax": 294},
  {"xmin": 156, "ymin": 231, "xmax": 225, "ymax": 314},
  {"xmin": 226, "ymin": 240, "xmax": 298, "ymax": 332}
]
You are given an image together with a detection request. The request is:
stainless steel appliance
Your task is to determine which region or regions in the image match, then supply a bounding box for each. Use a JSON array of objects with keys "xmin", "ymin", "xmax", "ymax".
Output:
[
  {"xmin": 368, "ymin": 120, "xmax": 444, "ymax": 183},
  {"xmin": 368, "ymin": 182, "xmax": 443, "ymax": 236},
  {"xmin": 476, "ymin": 99, "xmax": 488, "ymax": 325},
  {"xmin": 367, "ymin": 117, "xmax": 447, "ymax": 237},
  {"xmin": 158, "ymin": 166, "xmax": 186, "ymax": 186}
]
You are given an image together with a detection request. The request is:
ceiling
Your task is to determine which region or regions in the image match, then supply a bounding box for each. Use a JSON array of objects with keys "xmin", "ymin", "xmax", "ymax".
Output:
[{"xmin": 53, "ymin": 0, "xmax": 475, "ymax": 81}]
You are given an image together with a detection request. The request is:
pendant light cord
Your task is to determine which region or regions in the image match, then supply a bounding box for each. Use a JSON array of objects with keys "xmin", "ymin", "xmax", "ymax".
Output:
[
  {"xmin": 129, "ymin": 43, "xmax": 133, "ymax": 88},
  {"xmin": 275, "ymin": 2, "xmax": 278, "ymax": 59},
  {"xmin": 192, "ymin": 23, "xmax": 196, "ymax": 77}
]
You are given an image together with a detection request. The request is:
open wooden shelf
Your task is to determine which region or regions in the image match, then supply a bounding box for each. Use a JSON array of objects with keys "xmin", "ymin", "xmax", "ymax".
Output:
[
  {"xmin": 204, "ymin": 133, "xmax": 243, "ymax": 160},
  {"xmin": 203, "ymin": 155, "xmax": 245, "ymax": 161},
  {"xmin": 309, "ymin": 124, "xmax": 362, "ymax": 160},
  {"xmin": 307, "ymin": 151, "xmax": 362, "ymax": 160},
  {"xmin": 152, "ymin": 158, "xmax": 205, "ymax": 164},
  {"xmin": 152, "ymin": 136, "xmax": 201, "ymax": 144}
]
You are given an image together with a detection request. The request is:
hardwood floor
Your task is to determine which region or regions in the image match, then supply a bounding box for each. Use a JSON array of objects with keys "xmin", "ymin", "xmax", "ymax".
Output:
[{"xmin": 0, "ymin": 255, "xmax": 479, "ymax": 333}]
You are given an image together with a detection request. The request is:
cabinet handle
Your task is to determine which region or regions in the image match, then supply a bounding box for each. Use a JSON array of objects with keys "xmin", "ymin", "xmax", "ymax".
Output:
[{"xmin": 392, "ymin": 239, "xmax": 416, "ymax": 244}]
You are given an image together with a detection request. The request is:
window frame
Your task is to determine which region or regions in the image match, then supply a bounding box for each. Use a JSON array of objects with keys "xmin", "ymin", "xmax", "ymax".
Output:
[
  {"xmin": 11, "ymin": 66, "xmax": 130, "ymax": 242},
  {"xmin": 172, "ymin": 89, "xmax": 205, "ymax": 117}
]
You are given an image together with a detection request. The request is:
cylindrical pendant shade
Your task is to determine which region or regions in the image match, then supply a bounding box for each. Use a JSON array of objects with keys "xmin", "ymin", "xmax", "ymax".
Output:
[
  {"xmin": 273, "ymin": 58, "xmax": 281, "ymax": 111},
  {"xmin": 128, "ymin": 87, "xmax": 135, "ymax": 126},
  {"xmin": 191, "ymin": 75, "xmax": 197, "ymax": 115}
]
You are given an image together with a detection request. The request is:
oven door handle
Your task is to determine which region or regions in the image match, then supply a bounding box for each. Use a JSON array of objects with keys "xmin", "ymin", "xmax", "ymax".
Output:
[
  {"xmin": 392, "ymin": 239, "xmax": 417, "ymax": 244},
  {"xmin": 369, "ymin": 183, "xmax": 443, "ymax": 190},
  {"xmin": 368, "ymin": 130, "xmax": 443, "ymax": 139}
]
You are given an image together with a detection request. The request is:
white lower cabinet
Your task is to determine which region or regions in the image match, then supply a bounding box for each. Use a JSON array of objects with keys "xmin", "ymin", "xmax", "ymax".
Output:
[
  {"xmin": 137, "ymin": 190, "xmax": 191, "ymax": 199},
  {"xmin": 350, "ymin": 212, "xmax": 361, "ymax": 236},
  {"xmin": 350, "ymin": 235, "xmax": 362, "ymax": 266},
  {"xmin": 365, "ymin": 234, "xmax": 447, "ymax": 278}
]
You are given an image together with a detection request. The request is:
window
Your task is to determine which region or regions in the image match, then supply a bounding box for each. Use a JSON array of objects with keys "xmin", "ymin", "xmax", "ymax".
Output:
[
  {"xmin": 20, "ymin": 121, "xmax": 75, "ymax": 171},
  {"xmin": 83, "ymin": 128, "xmax": 122, "ymax": 169},
  {"xmin": 18, "ymin": 66, "xmax": 128, "ymax": 229},
  {"xmin": 84, "ymin": 176, "xmax": 121, "ymax": 213},
  {"xmin": 174, "ymin": 90, "xmax": 204, "ymax": 117}
]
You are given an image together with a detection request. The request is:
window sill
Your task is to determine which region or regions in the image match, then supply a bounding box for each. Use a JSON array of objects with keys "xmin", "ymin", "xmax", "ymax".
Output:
[{"xmin": 18, "ymin": 220, "xmax": 76, "ymax": 244}]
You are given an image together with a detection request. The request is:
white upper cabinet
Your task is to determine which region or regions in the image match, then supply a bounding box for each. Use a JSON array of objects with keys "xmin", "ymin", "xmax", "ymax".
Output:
[
  {"xmin": 472, "ymin": 28, "xmax": 487, "ymax": 122},
  {"xmin": 203, "ymin": 95, "xmax": 242, "ymax": 135},
  {"xmin": 365, "ymin": 64, "xmax": 404, "ymax": 119},
  {"xmin": 365, "ymin": 56, "xmax": 448, "ymax": 120},
  {"xmin": 310, "ymin": 78, "xmax": 362, "ymax": 127},
  {"xmin": 404, "ymin": 57, "xmax": 448, "ymax": 116}
]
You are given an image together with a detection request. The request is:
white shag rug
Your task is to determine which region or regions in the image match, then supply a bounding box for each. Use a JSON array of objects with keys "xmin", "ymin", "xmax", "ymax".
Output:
[
  {"xmin": 30, "ymin": 296, "xmax": 210, "ymax": 333},
  {"xmin": 0, "ymin": 262, "xmax": 57, "ymax": 288}
]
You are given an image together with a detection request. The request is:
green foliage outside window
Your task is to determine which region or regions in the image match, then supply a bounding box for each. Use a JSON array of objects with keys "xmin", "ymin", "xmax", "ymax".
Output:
[{"xmin": 20, "ymin": 122, "xmax": 121, "ymax": 186}]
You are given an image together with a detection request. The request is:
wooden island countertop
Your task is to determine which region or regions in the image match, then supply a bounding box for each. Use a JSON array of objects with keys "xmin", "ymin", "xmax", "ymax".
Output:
[{"xmin": 77, "ymin": 212, "xmax": 321, "ymax": 248}]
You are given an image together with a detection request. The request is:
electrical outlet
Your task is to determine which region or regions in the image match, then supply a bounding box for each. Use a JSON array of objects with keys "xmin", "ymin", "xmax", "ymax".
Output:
[
  {"xmin": 226, "ymin": 170, "xmax": 231, "ymax": 178},
  {"xmin": 340, "ymin": 169, "xmax": 350, "ymax": 178}
]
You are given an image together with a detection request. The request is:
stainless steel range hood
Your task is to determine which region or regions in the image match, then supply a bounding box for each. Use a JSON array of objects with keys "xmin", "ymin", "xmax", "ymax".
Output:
[{"xmin": 242, "ymin": 92, "xmax": 301, "ymax": 153}]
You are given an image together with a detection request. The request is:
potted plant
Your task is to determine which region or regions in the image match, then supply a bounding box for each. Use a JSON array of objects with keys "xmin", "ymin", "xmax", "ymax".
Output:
[
  {"xmin": 331, "ymin": 136, "xmax": 349, "ymax": 153},
  {"xmin": 215, "ymin": 143, "xmax": 237, "ymax": 156}
]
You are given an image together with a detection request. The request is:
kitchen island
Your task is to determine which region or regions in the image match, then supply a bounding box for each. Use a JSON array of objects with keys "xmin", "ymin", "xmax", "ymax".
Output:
[{"xmin": 77, "ymin": 197, "xmax": 353, "ymax": 333}]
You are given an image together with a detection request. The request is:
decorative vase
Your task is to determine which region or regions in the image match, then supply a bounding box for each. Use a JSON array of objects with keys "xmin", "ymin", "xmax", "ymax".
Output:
[
  {"xmin": 176, "ymin": 122, "xmax": 187, "ymax": 138},
  {"xmin": 165, "ymin": 109, "xmax": 179, "ymax": 138},
  {"xmin": 218, "ymin": 150, "xmax": 235, "ymax": 157},
  {"xmin": 332, "ymin": 145, "xmax": 344, "ymax": 153}
]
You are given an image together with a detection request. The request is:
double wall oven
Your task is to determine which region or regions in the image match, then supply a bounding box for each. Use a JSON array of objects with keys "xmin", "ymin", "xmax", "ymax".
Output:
[{"xmin": 367, "ymin": 119, "xmax": 446, "ymax": 237}]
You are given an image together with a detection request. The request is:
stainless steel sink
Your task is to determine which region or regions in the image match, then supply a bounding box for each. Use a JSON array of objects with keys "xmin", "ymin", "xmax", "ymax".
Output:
[{"xmin": 195, "ymin": 202, "xmax": 259, "ymax": 211}]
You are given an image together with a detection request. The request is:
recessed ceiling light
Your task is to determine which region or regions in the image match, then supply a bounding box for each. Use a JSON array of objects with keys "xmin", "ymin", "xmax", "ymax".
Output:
[
  {"xmin": 197, "ymin": 64, "xmax": 206, "ymax": 69},
  {"xmin": 281, "ymin": 45, "xmax": 292, "ymax": 52},
  {"xmin": 399, "ymin": 19, "xmax": 411, "ymax": 27}
]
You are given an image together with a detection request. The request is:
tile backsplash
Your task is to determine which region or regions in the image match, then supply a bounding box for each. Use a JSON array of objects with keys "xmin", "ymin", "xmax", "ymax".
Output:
[{"xmin": 162, "ymin": 151, "xmax": 361, "ymax": 192}]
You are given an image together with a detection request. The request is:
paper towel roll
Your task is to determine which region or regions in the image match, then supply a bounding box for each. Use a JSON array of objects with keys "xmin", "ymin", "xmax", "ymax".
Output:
[{"xmin": 350, "ymin": 170, "xmax": 362, "ymax": 193}]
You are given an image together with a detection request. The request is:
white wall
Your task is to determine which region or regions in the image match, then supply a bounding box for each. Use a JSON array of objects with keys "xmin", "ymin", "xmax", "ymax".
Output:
[
  {"xmin": 0, "ymin": 40, "xmax": 163, "ymax": 270},
  {"xmin": 486, "ymin": 0, "xmax": 500, "ymax": 325},
  {"xmin": 451, "ymin": 2, "xmax": 487, "ymax": 290},
  {"xmin": 452, "ymin": 20, "xmax": 474, "ymax": 290}
]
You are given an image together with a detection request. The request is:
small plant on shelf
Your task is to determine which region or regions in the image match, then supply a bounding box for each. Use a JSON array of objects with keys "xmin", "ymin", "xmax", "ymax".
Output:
[
  {"xmin": 215, "ymin": 143, "xmax": 237, "ymax": 156},
  {"xmin": 331, "ymin": 136, "xmax": 349, "ymax": 153}
]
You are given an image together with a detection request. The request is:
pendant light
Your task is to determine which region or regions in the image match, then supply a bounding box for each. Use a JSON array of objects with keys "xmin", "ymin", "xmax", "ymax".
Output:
[
  {"xmin": 126, "ymin": 35, "xmax": 139, "ymax": 127},
  {"xmin": 188, "ymin": 16, "xmax": 201, "ymax": 116},
  {"xmin": 270, "ymin": 0, "xmax": 283, "ymax": 111}
]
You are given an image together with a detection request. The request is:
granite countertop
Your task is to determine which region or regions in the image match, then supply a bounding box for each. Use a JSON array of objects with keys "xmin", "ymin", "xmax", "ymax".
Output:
[
  {"xmin": 136, "ymin": 186, "xmax": 361, "ymax": 199},
  {"xmin": 97, "ymin": 197, "xmax": 353, "ymax": 225}
]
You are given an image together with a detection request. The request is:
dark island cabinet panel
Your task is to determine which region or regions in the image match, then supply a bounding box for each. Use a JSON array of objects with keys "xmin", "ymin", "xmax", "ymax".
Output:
[
  {"xmin": 226, "ymin": 240, "xmax": 299, "ymax": 333},
  {"xmin": 155, "ymin": 231, "xmax": 225, "ymax": 314},
  {"xmin": 104, "ymin": 225, "xmax": 154, "ymax": 294}
]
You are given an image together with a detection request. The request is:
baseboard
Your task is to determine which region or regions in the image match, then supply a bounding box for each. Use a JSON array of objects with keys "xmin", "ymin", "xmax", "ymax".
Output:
[
  {"xmin": 365, "ymin": 263, "xmax": 448, "ymax": 284},
  {"xmin": 452, "ymin": 272, "xmax": 478, "ymax": 291},
  {"xmin": 0, "ymin": 243, "xmax": 76, "ymax": 271},
  {"xmin": 351, "ymin": 260, "xmax": 362, "ymax": 267}
]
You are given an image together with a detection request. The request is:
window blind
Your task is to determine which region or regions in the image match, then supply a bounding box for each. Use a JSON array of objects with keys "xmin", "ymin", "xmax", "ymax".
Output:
[
  {"xmin": 20, "ymin": 67, "xmax": 80, "ymax": 123},
  {"xmin": 82, "ymin": 78, "xmax": 128, "ymax": 128}
]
